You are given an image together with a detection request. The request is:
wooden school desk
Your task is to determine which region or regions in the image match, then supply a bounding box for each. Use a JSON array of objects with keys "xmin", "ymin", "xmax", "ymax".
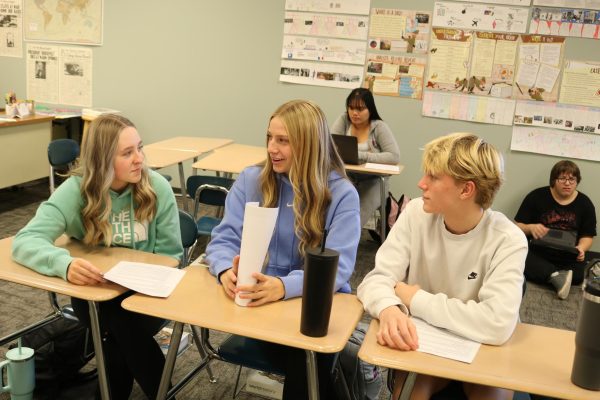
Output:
[
  {"xmin": 192, "ymin": 143, "xmax": 267, "ymax": 177},
  {"xmin": 358, "ymin": 320, "xmax": 598, "ymax": 400},
  {"xmin": 144, "ymin": 137, "xmax": 234, "ymax": 210},
  {"xmin": 0, "ymin": 236, "xmax": 179, "ymax": 400},
  {"xmin": 122, "ymin": 265, "xmax": 364, "ymax": 400},
  {"xmin": 345, "ymin": 163, "xmax": 404, "ymax": 241},
  {"xmin": 0, "ymin": 113, "xmax": 54, "ymax": 190}
]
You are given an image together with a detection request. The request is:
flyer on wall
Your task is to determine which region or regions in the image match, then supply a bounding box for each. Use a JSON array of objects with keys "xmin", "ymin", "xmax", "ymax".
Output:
[
  {"xmin": 26, "ymin": 43, "xmax": 59, "ymax": 104},
  {"xmin": 559, "ymin": 60, "xmax": 600, "ymax": 108},
  {"xmin": 368, "ymin": 9, "xmax": 431, "ymax": 54},
  {"xmin": 0, "ymin": 0, "xmax": 22, "ymax": 57},
  {"xmin": 364, "ymin": 53, "xmax": 426, "ymax": 99}
]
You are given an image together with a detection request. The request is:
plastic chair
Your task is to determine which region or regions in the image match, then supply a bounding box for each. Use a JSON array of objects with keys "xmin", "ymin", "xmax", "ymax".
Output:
[
  {"xmin": 48, "ymin": 139, "xmax": 80, "ymax": 194},
  {"xmin": 186, "ymin": 176, "xmax": 235, "ymax": 238}
]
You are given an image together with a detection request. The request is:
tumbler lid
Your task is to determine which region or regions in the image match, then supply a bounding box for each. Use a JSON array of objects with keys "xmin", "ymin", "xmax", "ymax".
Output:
[
  {"xmin": 306, "ymin": 247, "xmax": 339, "ymax": 259},
  {"xmin": 583, "ymin": 259, "xmax": 600, "ymax": 297}
]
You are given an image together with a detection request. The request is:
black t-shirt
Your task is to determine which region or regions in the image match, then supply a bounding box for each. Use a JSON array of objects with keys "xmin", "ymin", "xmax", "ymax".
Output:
[{"xmin": 515, "ymin": 186, "xmax": 597, "ymax": 239}]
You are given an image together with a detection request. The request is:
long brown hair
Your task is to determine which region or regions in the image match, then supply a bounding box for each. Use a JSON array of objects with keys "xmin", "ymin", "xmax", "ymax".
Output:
[{"xmin": 73, "ymin": 114, "xmax": 157, "ymax": 246}]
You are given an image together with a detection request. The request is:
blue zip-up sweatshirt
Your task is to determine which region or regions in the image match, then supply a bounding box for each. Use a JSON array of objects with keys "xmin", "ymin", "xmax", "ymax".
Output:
[{"xmin": 206, "ymin": 166, "xmax": 360, "ymax": 299}]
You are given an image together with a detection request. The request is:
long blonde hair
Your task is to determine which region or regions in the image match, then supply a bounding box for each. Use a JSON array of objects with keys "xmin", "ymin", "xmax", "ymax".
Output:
[
  {"xmin": 73, "ymin": 114, "xmax": 157, "ymax": 246},
  {"xmin": 260, "ymin": 100, "xmax": 346, "ymax": 254}
]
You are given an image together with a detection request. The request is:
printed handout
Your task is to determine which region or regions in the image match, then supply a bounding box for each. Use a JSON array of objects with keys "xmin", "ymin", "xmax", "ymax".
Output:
[
  {"xmin": 284, "ymin": 0, "xmax": 370, "ymax": 15},
  {"xmin": 426, "ymin": 28, "xmax": 472, "ymax": 91},
  {"xmin": 368, "ymin": 9, "xmax": 431, "ymax": 54},
  {"xmin": 559, "ymin": 60, "xmax": 600, "ymax": 108},
  {"xmin": 0, "ymin": 0, "xmax": 22, "ymax": 58},
  {"xmin": 511, "ymin": 125, "xmax": 600, "ymax": 161},
  {"xmin": 514, "ymin": 100, "xmax": 600, "ymax": 133},
  {"xmin": 433, "ymin": 1, "xmax": 529, "ymax": 34}
]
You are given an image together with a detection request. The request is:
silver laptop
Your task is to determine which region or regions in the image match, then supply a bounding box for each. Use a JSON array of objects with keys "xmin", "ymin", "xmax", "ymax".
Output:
[
  {"xmin": 531, "ymin": 228, "xmax": 579, "ymax": 255},
  {"xmin": 332, "ymin": 135, "xmax": 359, "ymax": 165}
]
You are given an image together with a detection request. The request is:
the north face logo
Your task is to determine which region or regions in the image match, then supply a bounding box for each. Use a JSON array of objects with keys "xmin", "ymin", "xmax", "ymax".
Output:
[{"xmin": 468, "ymin": 272, "xmax": 478, "ymax": 280}]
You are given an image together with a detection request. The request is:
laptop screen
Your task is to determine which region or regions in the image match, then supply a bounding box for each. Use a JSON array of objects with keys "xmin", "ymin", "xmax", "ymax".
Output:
[{"xmin": 331, "ymin": 135, "xmax": 359, "ymax": 165}]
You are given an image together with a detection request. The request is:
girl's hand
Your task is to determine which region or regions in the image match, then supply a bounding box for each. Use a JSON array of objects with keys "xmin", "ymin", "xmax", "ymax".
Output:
[
  {"xmin": 219, "ymin": 255, "xmax": 240, "ymax": 299},
  {"xmin": 67, "ymin": 258, "xmax": 106, "ymax": 285},
  {"xmin": 236, "ymin": 272, "xmax": 285, "ymax": 306}
]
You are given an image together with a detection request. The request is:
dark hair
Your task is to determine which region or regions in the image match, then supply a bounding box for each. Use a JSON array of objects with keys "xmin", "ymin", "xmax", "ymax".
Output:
[
  {"xmin": 549, "ymin": 160, "xmax": 581, "ymax": 186},
  {"xmin": 345, "ymin": 88, "xmax": 382, "ymax": 122}
]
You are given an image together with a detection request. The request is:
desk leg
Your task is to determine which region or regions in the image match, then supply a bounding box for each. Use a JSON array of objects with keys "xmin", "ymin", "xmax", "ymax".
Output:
[
  {"xmin": 305, "ymin": 350, "xmax": 319, "ymax": 400},
  {"xmin": 157, "ymin": 322, "xmax": 183, "ymax": 400},
  {"xmin": 379, "ymin": 176, "xmax": 387, "ymax": 242},
  {"xmin": 398, "ymin": 371, "xmax": 417, "ymax": 400},
  {"xmin": 88, "ymin": 301, "xmax": 110, "ymax": 400},
  {"xmin": 177, "ymin": 162, "xmax": 188, "ymax": 212}
]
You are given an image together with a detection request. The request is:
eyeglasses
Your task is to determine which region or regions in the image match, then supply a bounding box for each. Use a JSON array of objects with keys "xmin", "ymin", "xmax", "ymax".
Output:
[{"xmin": 556, "ymin": 177, "xmax": 577, "ymax": 184}]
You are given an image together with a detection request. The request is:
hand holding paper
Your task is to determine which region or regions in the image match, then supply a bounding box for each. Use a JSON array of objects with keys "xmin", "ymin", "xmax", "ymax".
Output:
[{"xmin": 235, "ymin": 202, "xmax": 279, "ymax": 306}]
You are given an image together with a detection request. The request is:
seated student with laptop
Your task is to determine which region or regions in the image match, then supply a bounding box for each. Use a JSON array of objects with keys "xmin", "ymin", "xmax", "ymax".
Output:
[
  {"xmin": 515, "ymin": 160, "xmax": 597, "ymax": 299},
  {"xmin": 358, "ymin": 133, "xmax": 527, "ymax": 400},
  {"xmin": 330, "ymin": 88, "xmax": 400, "ymax": 228}
]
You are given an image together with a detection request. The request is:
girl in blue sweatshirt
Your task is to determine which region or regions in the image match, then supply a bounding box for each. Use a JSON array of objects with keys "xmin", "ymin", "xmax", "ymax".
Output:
[
  {"xmin": 206, "ymin": 100, "xmax": 361, "ymax": 399},
  {"xmin": 12, "ymin": 114, "xmax": 182, "ymax": 399}
]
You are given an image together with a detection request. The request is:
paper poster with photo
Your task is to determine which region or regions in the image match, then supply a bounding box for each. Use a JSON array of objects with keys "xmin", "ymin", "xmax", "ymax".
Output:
[
  {"xmin": 282, "ymin": 35, "xmax": 366, "ymax": 65},
  {"xmin": 59, "ymin": 46, "xmax": 92, "ymax": 107},
  {"xmin": 514, "ymin": 100, "xmax": 600, "ymax": 133},
  {"xmin": 368, "ymin": 9, "xmax": 431, "ymax": 54},
  {"xmin": 280, "ymin": 59, "xmax": 363, "ymax": 89},
  {"xmin": 363, "ymin": 53, "xmax": 426, "ymax": 99},
  {"xmin": 461, "ymin": 0, "xmax": 531, "ymax": 4},
  {"xmin": 425, "ymin": 28, "xmax": 472, "ymax": 92},
  {"xmin": 559, "ymin": 60, "xmax": 600, "ymax": 108},
  {"xmin": 0, "ymin": 0, "xmax": 22, "ymax": 57},
  {"xmin": 533, "ymin": 0, "xmax": 600, "ymax": 8},
  {"xmin": 513, "ymin": 35, "xmax": 565, "ymax": 102},
  {"xmin": 283, "ymin": 11, "xmax": 369, "ymax": 40},
  {"xmin": 26, "ymin": 43, "xmax": 59, "ymax": 104},
  {"xmin": 530, "ymin": 7, "xmax": 600, "ymax": 39},
  {"xmin": 432, "ymin": 1, "xmax": 529, "ymax": 34},
  {"xmin": 285, "ymin": 0, "xmax": 370, "ymax": 15}
]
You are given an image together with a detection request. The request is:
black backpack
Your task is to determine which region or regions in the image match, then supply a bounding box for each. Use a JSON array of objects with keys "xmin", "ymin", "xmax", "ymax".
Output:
[
  {"xmin": 10, "ymin": 314, "xmax": 97, "ymax": 399},
  {"xmin": 331, "ymin": 322, "xmax": 383, "ymax": 400}
]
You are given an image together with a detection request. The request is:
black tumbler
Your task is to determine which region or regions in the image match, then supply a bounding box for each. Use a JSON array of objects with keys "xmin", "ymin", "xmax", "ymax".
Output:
[
  {"xmin": 571, "ymin": 259, "xmax": 600, "ymax": 390},
  {"xmin": 300, "ymin": 247, "xmax": 339, "ymax": 337}
]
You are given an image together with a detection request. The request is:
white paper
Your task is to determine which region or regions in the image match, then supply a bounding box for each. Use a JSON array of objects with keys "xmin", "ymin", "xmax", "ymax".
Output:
[
  {"xmin": 285, "ymin": 0, "xmax": 370, "ymax": 15},
  {"xmin": 432, "ymin": 2, "xmax": 529, "ymax": 33},
  {"xmin": 515, "ymin": 60, "xmax": 539, "ymax": 87},
  {"xmin": 26, "ymin": 43, "xmax": 59, "ymax": 104},
  {"xmin": 534, "ymin": 63, "xmax": 560, "ymax": 92},
  {"xmin": 235, "ymin": 202, "xmax": 279, "ymax": 306},
  {"xmin": 58, "ymin": 46, "xmax": 92, "ymax": 107},
  {"xmin": 104, "ymin": 261, "xmax": 185, "ymax": 298},
  {"xmin": 364, "ymin": 163, "xmax": 400, "ymax": 172},
  {"xmin": 412, "ymin": 318, "xmax": 481, "ymax": 363}
]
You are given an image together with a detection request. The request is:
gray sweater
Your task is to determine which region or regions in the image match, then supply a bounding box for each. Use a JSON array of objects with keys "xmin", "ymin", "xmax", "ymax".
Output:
[{"xmin": 330, "ymin": 113, "xmax": 400, "ymax": 164}]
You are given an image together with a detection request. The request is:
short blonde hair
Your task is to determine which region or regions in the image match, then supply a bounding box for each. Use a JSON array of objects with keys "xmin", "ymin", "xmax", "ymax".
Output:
[{"xmin": 422, "ymin": 132, "xmax": 503, "ymax": 209}]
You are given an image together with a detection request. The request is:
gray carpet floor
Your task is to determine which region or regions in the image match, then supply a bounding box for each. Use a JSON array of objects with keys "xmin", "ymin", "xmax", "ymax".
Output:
[{"xmin": 0, "ymin": 180, "xmax": 583, "ymax": 399}]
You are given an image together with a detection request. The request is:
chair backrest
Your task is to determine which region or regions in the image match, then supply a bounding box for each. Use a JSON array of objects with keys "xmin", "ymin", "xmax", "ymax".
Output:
[
  {"xmin": 48, "ymin": 139, "xmax": 80, "ymax": 194},
  {"xmin": 179, "ymin": 209, "xmax": 198, "ymax": 267},
  {"xmin": 186, "ymin": 176, "xmax": 235, "ymax": 219}
]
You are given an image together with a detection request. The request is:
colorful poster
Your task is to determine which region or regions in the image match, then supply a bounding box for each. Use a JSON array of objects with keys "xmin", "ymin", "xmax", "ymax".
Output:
[
  {"xmin": 422, "ymin": 90, "xmax": 516, "ymax": 125},
  {"xmin": 363, "ymin": 53, "xmax": 426, "ymax": 99},
  {"xmin": 511, "ymin": 126, "xmax": 600, "ymax": 162},
  {"xmin": 533, "ymin": 0, "xmax": 600, "ymax": 8},
  {"xmin": 530, "ymin": 7, "xmax": 600, "ymax": 39},
  {"xmin": 467, "ymin": 32, "xmax": 519, "ymax": 98},
  {"xmin": 433, "ymin": 1, "xmax": 529, "ymax": 33},
  {"xmin": 368, "ymin": 9, "xmax": 431, "ymax": 54},
  {"xmin": 0, "ymin": 0, "xmax": 22, "ymax": 58},
  {"xmin": 426, "ymin": 28, "xmax": 472, "ymax": 91},
  {"xmin": 559, "ymin": 60, "xmax": 600, "ymax": 107},
  {"xmin": 513, "ymin": 35, "xmax": 565, "ymax": 102}
]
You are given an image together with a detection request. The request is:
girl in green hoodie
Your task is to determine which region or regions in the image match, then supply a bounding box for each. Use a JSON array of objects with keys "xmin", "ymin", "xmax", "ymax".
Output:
[{"xmin": 12, "ymin": 114, "xmax": 183, "ymax": 399}]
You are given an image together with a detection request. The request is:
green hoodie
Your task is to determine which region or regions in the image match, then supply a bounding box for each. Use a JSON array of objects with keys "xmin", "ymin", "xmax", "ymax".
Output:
[{"xmin": 12, "ymin": 170, "xmax": 183, "ymax": 280}]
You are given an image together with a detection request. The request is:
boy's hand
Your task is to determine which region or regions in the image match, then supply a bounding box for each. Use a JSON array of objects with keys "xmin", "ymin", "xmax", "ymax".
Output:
[{"xmin": 377, "ymin": 305, "xmax": 418, "ymax": 351}]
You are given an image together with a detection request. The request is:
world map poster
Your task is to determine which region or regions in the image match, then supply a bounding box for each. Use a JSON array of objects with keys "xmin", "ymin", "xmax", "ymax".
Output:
[{"xmin": 24, "ymin": 0, "xmax": 102, "ymax": 45}]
